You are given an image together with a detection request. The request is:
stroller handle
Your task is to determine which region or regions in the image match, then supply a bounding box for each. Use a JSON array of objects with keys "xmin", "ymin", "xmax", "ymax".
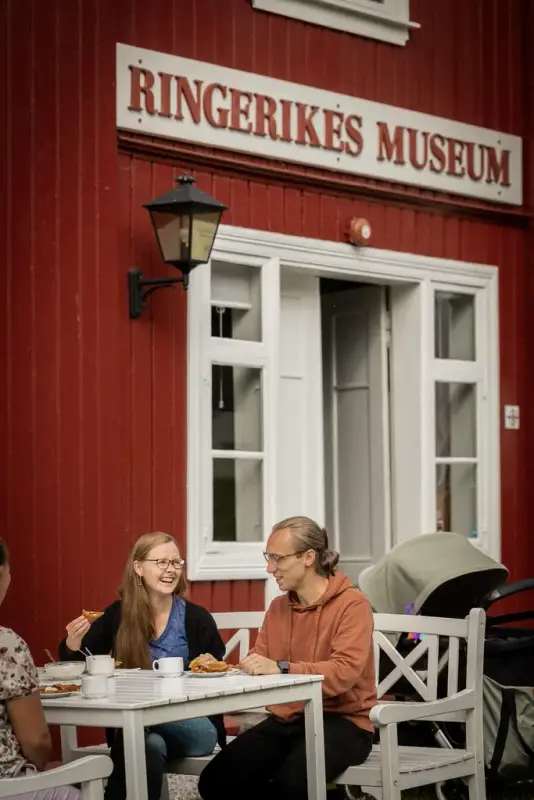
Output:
[{"xmin": 484, "ymin": 577, "xmax": 534, "ymax": 608}]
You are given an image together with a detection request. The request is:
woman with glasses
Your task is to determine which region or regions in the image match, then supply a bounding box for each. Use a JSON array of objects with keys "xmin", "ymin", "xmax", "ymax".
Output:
[{"xmin": 58, "ymin": 532, "xmax": 225, "ymax": 800}]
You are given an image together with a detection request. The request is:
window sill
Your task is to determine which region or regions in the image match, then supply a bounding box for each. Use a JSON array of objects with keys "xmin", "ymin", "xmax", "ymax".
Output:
[
  {"xmin": 251, "ymin": 0, "xmax": 419, "ymax": 47},
  {"xmin": 187, "ymin": 543, "xmax": 268, "ymax": 582}
]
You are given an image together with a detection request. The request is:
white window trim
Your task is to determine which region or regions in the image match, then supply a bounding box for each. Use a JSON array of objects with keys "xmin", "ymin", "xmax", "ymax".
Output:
[
  {"xmin": 430, "ymin": 283, "xmax": 491, "ymax": 554},
  {"xmin": 187, "ymin": 225, "xmax": 500, "ymax": 581},
  {"xmin": 251, "ymin": 0, "xmax": 419, "ymax": 47}
]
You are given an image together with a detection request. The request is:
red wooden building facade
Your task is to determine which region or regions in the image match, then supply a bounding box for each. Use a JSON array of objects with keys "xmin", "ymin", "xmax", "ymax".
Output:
[{"xmin": 1, "ymin": 0, "xmax": 534, "ymax": 655}]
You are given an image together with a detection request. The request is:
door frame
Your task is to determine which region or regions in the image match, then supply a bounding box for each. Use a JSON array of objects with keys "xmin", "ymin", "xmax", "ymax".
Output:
[{"xmin": 187, "ymin": 225, "xmax": 500, "ymax": 607}]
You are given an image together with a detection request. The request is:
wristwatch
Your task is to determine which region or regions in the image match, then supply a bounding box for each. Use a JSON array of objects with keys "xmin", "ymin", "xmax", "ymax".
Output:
[{"xmin": 277, "ymin": 660, "xmax": 290, "ymax": 674}]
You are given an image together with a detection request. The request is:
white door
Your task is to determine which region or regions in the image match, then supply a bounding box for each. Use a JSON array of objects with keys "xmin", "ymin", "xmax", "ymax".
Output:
[
  {"xmin": 266, "ymin": 270, "xmax": 325, "ymax": 605},
  {"xmin": 322, "ymin": 286, "xmax": 391, "ymax": 583}
]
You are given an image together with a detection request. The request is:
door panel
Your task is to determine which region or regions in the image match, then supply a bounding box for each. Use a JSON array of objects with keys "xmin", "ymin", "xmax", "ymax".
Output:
[{"xmin": 322, "ymin": 286, "xmax": 390, "ymax": 583}]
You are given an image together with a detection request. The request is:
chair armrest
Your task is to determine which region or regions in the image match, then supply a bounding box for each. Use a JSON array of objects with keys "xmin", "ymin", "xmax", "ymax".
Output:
[
  {"xmin": 370, "ymin": 689, "xmax": 474, "ymax": 726},
  {"xmin": 0, "ymin": 755, "xmax": 113, "ymax": 797}
]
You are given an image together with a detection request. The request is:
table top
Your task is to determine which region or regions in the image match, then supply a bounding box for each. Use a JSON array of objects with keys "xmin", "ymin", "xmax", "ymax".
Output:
[{"xmin": 40, "ymin": 670, "xmax": 323, "ymax": 710}]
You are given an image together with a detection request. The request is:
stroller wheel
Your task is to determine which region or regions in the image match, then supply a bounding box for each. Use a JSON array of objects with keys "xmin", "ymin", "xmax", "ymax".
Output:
[{"xmin": 436, "ymin": 780, "xmax": 469, "ymax": 800}]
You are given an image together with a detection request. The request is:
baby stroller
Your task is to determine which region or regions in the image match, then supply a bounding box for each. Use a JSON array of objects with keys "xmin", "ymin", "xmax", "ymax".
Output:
[{"xmin": 358, "ymin": 533, "xmax": 534, "ymax": 798}]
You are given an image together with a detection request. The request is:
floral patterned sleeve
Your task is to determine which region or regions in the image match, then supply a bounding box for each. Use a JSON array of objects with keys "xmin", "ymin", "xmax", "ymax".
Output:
[{"xmin": 0, "ymin": 628, "xmax": 39, "ymax": 702}]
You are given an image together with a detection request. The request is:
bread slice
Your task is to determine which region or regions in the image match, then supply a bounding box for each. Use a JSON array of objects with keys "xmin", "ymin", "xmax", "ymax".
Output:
[{"xmin": 82, "ymin": 609, "xmax": 104, "ymax": 623}]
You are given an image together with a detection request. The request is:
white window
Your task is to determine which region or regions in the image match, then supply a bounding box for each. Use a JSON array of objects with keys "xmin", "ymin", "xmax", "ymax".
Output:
[
  {"xmin": 251, "ymin": 0, "xmax": 419, "ymax": 47},
  {"xmin": 187, "ymin": 227, "xmax": 500, "ymax": 585},
  {"xmin": 186, "ymin": 256, "xmax": 280, "ymax": 581},
  {"xmin": 432, "ymin": 287, "xmax": 493, "ymax": 552}
]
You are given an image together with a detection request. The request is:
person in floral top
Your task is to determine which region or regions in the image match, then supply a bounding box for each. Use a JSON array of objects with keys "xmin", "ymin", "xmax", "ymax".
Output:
[{"xmin": 0, "ymin": 539, "xmax": 79, "ymax": 799}]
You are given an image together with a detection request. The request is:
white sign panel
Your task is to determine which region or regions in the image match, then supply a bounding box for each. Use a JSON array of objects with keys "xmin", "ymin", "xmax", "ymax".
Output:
[{"xmin": 116, "ymin": 43, "xmax": 522, "ymax": 206}]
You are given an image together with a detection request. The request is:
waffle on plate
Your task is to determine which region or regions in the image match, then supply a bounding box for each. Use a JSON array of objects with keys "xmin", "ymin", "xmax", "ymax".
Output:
[
  {"xmin": 189, "ymin": 658, "xmax": 229, "ymax": 673},
  {"xmin": 40, "ymin": 683, "xmax": 81, "ymax": 694}
]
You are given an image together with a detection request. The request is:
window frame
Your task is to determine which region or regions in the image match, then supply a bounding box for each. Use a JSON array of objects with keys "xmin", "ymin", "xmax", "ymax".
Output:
[
  {"xmin": 429, "ymin": 283, "xmax": 492, "ymax": 552},
  {"xmin": 187, "ymin": 254, "xmax": 280, "ymax": 581},
  {"xmin": 251, "ymin": 0, "xmax": 419, "ymax": 47},
  {"xmin": 187, "ymin": 225, "xmax": 500, "ymax": 583}
]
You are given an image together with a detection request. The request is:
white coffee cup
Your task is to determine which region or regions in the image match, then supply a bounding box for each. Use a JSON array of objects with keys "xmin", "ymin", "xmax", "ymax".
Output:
[
  {"xmin": 82, "ymin": 674, "xmax": 109, "ymax": 699},
  {"xmin": 152, "ymin": 657, "xmax": 183, "ymax": 677},
  {"xmin": 86, "ymin": 655, "xmax": 115, "ymax": 676}
]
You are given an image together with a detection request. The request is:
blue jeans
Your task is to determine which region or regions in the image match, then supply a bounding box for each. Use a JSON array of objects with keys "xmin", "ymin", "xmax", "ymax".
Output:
[{"xmin": 105, "ymin": 717, "xmax": 217, "ymax": 800}]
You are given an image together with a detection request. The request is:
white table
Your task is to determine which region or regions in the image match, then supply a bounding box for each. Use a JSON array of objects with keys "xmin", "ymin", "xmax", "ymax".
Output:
[{"xmin": 41, "ymin": 671, "xmax": 326, "ymax": 800}]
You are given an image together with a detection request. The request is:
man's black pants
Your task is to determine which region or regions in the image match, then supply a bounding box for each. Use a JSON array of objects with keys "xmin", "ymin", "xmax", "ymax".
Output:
[{"xmin": 198, "ymin": 713, "xmax": 373, "ymax": 800}]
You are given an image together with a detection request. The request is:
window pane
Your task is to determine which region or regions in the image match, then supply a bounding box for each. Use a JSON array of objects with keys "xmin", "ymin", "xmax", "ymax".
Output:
[
  {"xmin": 212, "ymin": 366, "xmax": 262, "ymax": 451},
  {"xmin": 436, "ymin": 463, "xmax": 477, "ymax": 538},
  {"xmin": 436, "ymin": 382, "xmax": 476, "ymax": 458},
  {"xmin": 211, "ymin": 261, "xmax": 261, "ymax": 342},
  {"xmin": 213, "ymin": 458, "xmax": 263, "ymax": 542},
  {"xmin": 435, "ymin": 291, "xmax": 475, "ymax": 360}
]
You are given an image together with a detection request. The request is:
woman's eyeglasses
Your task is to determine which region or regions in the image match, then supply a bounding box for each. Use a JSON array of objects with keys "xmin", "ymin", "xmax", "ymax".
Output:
[{"xmin": 144, "ymin": 558, "xmax": 185, "ymax": 571}]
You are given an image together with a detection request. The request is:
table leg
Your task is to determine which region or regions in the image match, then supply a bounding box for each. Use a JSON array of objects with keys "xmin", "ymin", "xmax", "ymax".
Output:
[
  {"xmin": 304, "ymin": 681, "xmax": 327, "ymax": 800},
  {"xmin": 60, "ymin": 726, "xmax": 79, "ymax": 763},
  {"xmin": 122, "ymin": 710, "xmax": 148, "ymax": 800}
]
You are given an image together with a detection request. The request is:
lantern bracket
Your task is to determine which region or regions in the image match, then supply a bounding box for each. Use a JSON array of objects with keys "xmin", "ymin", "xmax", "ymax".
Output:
[{"xmin": 128, "ymin": 268, "xmax": 188, "ymax": 320}]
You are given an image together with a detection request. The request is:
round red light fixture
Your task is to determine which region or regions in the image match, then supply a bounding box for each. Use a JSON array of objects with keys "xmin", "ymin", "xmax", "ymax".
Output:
[{"xmin": 349, "ymin": 217, "xmax": 372, "ymax": 247}]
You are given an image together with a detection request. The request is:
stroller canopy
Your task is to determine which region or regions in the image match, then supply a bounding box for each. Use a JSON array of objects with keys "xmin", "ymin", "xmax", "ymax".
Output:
[{"xmin": 359, "ymin": 532, "xmax": 509, "ymax": 618}]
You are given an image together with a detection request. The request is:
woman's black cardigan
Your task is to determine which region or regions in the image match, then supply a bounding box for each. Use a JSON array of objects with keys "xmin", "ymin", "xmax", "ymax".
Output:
[{"xmin": 58, "ymin": 599, "xmax": 227, "ymax": 748}]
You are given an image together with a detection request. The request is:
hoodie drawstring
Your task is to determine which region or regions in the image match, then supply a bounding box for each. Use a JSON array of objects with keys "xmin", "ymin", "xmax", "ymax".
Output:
[
  {"xmin": 288, "ymin": 604, "xmax": 324, "ymax": 662},
  {"xmin": 312, "ymin": 605, "xmax": 323, "ymax": 661}
]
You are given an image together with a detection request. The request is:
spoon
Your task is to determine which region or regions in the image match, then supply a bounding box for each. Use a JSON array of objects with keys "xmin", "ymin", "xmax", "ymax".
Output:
[
  {"xmin": 84, "ymin": 647, "xmax": 94, "ymax": 658},
  {"xmin": 45, "ymin": 649, "xmax": 58, "ymax": 664}
]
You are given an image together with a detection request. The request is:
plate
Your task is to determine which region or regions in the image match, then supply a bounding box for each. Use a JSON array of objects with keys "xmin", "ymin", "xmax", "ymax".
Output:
[
  {"xmin": 185, "ymin": 669, "xmax": 240, "ymax": 678},
  {"xmin": 40, "ymin": 688, "xmax": 80, "ymax": 698}
]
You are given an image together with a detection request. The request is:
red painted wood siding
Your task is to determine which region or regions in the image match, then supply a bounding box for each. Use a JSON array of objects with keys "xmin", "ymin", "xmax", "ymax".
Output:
[{"xmin": 0, "ymin": 0, "xmax": 533, "ymax": 656}]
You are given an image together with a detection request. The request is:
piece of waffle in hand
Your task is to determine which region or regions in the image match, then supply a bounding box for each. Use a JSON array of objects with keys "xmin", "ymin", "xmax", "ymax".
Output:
[{"xmin": 82, "ymin": 609, "xmax": 104, "ymax": 623}]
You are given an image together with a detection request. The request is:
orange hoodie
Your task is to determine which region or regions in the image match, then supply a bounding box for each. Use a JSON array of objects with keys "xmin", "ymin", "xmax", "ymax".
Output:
[{"xmin": 253, "ymin": 572, "xmax": 376, "ymax": 731}]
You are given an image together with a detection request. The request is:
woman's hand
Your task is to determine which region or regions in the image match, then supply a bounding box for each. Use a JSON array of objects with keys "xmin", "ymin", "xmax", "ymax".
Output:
[
  {"xmin": 65, "ymin": 615, "xmax": 91, "ymax": 653},
  {"xmin": 191, "ymin": 653, "xmax": 217, "ymax": 666}
]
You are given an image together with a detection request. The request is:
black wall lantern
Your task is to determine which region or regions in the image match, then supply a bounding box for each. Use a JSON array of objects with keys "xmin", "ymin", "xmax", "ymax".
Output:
[{"xmin": 128, "ymin": 175, "xmax": 228, "ymax": 319}]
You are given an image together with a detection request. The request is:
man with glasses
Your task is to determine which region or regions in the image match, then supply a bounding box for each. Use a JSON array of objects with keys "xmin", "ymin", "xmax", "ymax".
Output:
[{"xmin": 199, "ymin": 515, "xmax": 376, "ymax": 800}]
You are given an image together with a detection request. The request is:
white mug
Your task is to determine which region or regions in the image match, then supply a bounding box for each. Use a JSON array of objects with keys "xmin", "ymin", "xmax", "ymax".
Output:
[
  {"xmin": 82, "ymin": 674, "xmax": 109, "ymax": 699},
  {"xmin": 152, "ymin": 657, "xmax": 183, "ymax": 677},
  {"xmin": 86, "ymin": 655, "xmax": 115, "ymax": 676}
]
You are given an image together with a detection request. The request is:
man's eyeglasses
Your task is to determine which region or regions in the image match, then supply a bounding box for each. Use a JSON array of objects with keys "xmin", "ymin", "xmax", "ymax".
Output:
[
  {"xmin": 144, "ymin": 558, "xmax": 185, "ymax": 571},
  {"xmin": 262, "ymin": 551, "xmax": 306, "ymax": 565}
]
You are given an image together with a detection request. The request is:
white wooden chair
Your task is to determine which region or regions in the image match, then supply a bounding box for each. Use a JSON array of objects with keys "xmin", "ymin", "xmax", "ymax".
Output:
[
  {"xmin": 0, "ymin": 755, "xmax": 113, "ymax": 800},
  {"xmin": 335, "ymin": 608, "xmax": 486, "ymax": 800},
  {"xmin": 212, "ymin": 612, "xmax": 265, "ymax": 661}
]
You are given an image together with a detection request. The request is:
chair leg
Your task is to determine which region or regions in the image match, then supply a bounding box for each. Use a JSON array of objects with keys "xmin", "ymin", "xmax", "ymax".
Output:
[
  {"xmin": 81, "ymin": 779, "xmax": 105, "ymax": 800},
  {"xmin": 377, "ymin": 724, "xmax": 401, "ymax": 800},
  {"xmin": 159, "ymin": 774, "xmax": 171, "ymax": 800},
  {"xmin": 465, "ymin": 764, "xmax": 486, "ymax": 800}
]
